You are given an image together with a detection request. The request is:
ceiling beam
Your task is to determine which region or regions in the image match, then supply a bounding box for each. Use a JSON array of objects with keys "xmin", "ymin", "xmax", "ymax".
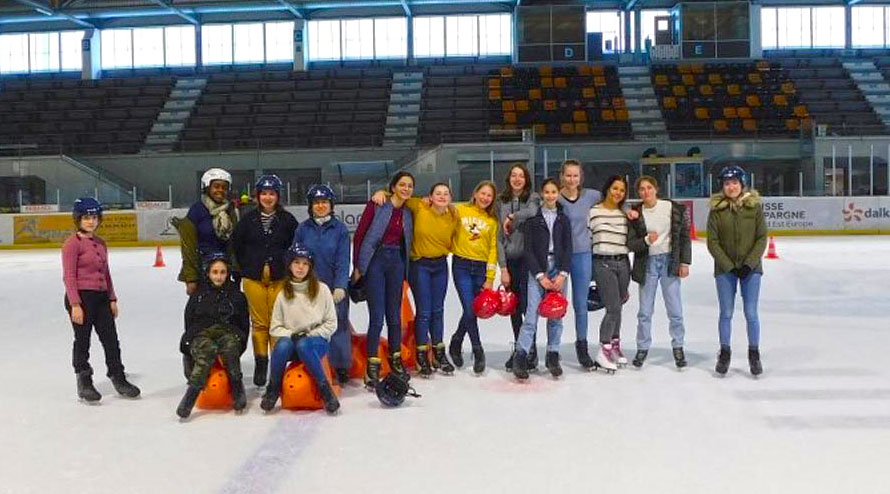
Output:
[
  {"xmin": 847, "ymin": 0, "xmax": 864, "ymax": 6},
  {"xmin": 277, "ymin": 0, "xmax": 305, "ymax": 18},
  {"xmin": 625, "ymin": 0, "xmax": 639, "ymax": 12},
  {"xmin": 149, "ymin": 0, "xmax": 199, "ymax": 25},
  {"xmin": 11, "ymin": 0, "xmax": 97, "ymax": 28},
  {"xmin": 399, "ymin": 0, "xmax": 411, "ymax": 17}
]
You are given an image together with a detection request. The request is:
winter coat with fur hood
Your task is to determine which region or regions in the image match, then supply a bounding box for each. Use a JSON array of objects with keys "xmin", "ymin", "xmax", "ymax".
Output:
[{"xmin": 706, "ymin": 189, "xmax": 768, "ymax": 276}]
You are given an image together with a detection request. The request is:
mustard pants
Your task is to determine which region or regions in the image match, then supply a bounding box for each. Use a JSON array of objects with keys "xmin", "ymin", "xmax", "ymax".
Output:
[{"xmin": 242, "ymin": 265, "xmax": 284, "ymax": 358}]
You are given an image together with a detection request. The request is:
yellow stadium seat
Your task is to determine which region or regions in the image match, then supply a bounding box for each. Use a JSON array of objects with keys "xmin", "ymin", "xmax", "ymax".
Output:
[
  {"xmin": 528, "ymin": 88, "xmax": 542, "ymax": 100},
  {"xmin": 516, "ymin": 100, "xmax": 529, "ymax": 112},
  {"xmin": 502, "ymin": 101, "xmax": 515, "ymax": 112},
  {"xmin": 695, "ymin": 107, "xmax": 710, "ymax": 119},
  {"xmin": 488, "ymin": 89, "xmax": 501, "ymax": 101},
  {"xmin": 746, "ymin": 95, "xmax": 761, "ymax": 107},
  {"xmin": 572, "ymin": 110, "xmax": 587, "ymax": 122}
]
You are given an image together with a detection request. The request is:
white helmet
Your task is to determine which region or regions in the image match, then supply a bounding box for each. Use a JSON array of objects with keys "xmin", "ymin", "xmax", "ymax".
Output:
[{"xmin": 201, "ymin": 168, "xmax": 232, "ymax": 189}]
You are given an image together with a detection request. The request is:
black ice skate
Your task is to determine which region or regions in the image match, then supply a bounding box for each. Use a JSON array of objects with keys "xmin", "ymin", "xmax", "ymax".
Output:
[
  {"xmin": 575, "ymin": 340, "xmax": 595, "ymax": 370},
  {"xmin": 673, "ymin": 347, "xmax": 688, "ymax": 369},
  {"xmin": 433, "ymin": 343, "xmax": 455, "ymax": 375},
  {"xmin": 512, "ymin": 349, "xmax": 529, "ymax": 380},
  {"xmin": 111, "ymin": 373, "xmax": 141, "ymax": 398},
  {"xmin": 260, "ymin": 383, "xmax": 280, "ymax": 412},
  {"xmin": 448, "ymin": 337, "xmax": 464, "ymax": 368},
  {"xmin": 472, "ymin": 345, "xmax": 486, "ymax": 374},
  {"xmin": 632, "ymin": 349, "xmax": 648, "ymax": 368},
  {"xmin": 76, "ymin": 370, "xmax": 101, "ymax": 403},
  {"xmin": 364, "ymin": 357, "xmax": 382, "ymax": 390},
  {"xmin": 253, "ymin": 356, "xmax": 268, "ymax": 387},
  {"xmin": 415, "ymin": 345, "xmax": 433, "ymax": 378},
  {"xmin": 545, "ymin": 351, "xmax": 563, "ymax": 377},
  {"xmin": 716, "ymin": 346, "xmax": 731, "ymax": 376},
  {"xmin": 527, "ymin": 345, "xmax": 539, "ymax": 372},
  {"xmin": 748, "ymin": 347, "xmax": 763, "ymax": 376},
  {"xmin": 318, "ymin": 380, "xmax": 340, "ymax": 414},
  {"xmin": 176, "ymin": 385, "xmax": 201, "ymax": 419},
  {"xmin": 389, "ymin": 352, "xmax": 410, "ymax": 382}
]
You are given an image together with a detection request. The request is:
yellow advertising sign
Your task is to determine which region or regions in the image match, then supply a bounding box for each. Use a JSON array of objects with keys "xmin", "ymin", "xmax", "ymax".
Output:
[{"xmin": 14, "ymin": 213, "xmax": 138, "ymax": 245}]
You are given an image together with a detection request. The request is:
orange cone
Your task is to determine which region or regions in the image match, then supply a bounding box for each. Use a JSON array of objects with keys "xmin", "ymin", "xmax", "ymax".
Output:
[
  {"xmin": 765, "ymin": 235, "xmax": 779, "ymax": 260},
  {"xmin": 153, "ymin": 245, "xmax": 166, "ymax": 267}
]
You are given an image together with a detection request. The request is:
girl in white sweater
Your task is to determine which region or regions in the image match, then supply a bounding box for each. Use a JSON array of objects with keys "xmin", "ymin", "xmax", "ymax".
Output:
[{"xmin": 260, "ymin": 243, "xmax": 339, "ymax": 414}]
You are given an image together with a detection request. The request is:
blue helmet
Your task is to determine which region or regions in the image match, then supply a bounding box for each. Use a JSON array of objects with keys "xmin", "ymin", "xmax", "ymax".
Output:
[
  {"xmin": 717, "ymin": 165, "xmax": 747, "ymax": 186},
  {"xmin": 284, "ymin": 242, "xmax": 313, "ymax": 267},
  {"xmin": 72, "ymin": 197, "xmax": 102, "ymax": 221},
  {"xmin": 202, "ymin": 251, "xmax": 230, "ymax": 272},
  {"xmin": 306, "ymin": 184, "xmax": 336, "ymax": 214},
  {"xmin": 255, "ymin": 174, "xmax": 283, "ymax": 194}
]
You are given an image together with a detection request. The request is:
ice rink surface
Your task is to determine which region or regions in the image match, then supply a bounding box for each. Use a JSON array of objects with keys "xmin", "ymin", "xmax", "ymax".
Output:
[{"xmin": 1, "ymin": 237, "xmax": 889, "ymax": 494}]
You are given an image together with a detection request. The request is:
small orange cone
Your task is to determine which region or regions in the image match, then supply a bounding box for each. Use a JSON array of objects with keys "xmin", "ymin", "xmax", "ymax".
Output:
[
  {"xmin": 153, "ymin": 245, "xmax": 166, "ymax": 267},
  {"xmin": 765, "ymin": 235, "xmax": 779, "ymax": 260},
  {"xmin": 689, "ymin": 220, "xmax": 699, "ymax": 241}
]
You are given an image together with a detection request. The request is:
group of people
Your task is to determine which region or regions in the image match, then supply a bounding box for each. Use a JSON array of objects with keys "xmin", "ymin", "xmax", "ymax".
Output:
[{"xmin": 60, "ymin": 160, "xmax": 768, "ymax": 418}]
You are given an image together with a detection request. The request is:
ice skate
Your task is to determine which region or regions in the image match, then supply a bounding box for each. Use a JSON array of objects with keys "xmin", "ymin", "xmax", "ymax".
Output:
[{"xmin": 593, "ymin": 344, "xmax": 617, "ymax": 374}]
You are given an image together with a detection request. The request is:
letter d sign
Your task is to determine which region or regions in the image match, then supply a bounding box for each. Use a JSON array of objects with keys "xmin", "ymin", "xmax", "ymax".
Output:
[{"xmin": 565, "ymin": 47, "xmax": 574, "ymax": 58}]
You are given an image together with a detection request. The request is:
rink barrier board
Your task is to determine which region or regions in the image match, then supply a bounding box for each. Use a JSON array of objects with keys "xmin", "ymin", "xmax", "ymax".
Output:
[{"xmin": 1, "ymin": 198, "xmax": 889, "ymax": 249}]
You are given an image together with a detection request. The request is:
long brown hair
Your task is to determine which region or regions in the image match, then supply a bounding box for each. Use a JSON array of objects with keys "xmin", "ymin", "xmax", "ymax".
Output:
[
  {"xmin": 471, "ymin": 181, "xmax": 497, "ymax": 218},
  {"xmin": 429, "ymin": 182, "xmax": 459, "ymax": 222},
  {"xmin": 283, "ymin": 259, "xmax": 320, "ymax": 302},
  {"xmin": 499, "ymin": 163, "xmax": 532, "ymax": 203}
]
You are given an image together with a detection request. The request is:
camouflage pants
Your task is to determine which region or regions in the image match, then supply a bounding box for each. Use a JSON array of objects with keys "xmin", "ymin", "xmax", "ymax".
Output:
[{"xmin": 189, "ymin": 325, "xmax": 243, "ymax": 388}]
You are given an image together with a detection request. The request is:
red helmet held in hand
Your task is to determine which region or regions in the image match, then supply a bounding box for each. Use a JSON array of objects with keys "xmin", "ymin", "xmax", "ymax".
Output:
[
  {"xmin": 473, "ymin": 289, "xmax": 501, "ymax": 319},
  {"xmin": 538, "ymin": 291, "xmax": 568, "ymax": 319},
  {"xmin": 496, "ymin": 287, "xmax": 519, "ymax": 316}
]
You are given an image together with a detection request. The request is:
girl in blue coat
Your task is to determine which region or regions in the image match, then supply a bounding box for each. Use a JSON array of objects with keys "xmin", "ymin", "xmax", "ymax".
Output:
[{"xmin": 293, "ymin": 185, "xmax": 352, "ymax": 384}]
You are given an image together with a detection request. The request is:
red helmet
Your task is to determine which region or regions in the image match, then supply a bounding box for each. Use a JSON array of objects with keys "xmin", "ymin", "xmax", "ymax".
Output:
[
  {"xmin": 473, "ymin": 289, "xmax": 501, "ymax": 319},
  {"xmin": 496, "ymin": 287, "xmax": 519, "ymax": 316},
  {"xmin": 538, "ymin": 291, "xmax": 568, "ymax": 319}
]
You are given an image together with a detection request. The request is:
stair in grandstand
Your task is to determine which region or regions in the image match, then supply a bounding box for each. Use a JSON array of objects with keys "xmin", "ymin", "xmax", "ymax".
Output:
[
  {"xmin": 843, "ymin": 60, "xmax": 890, "ymax": 130},
  {"xmin": 618, "ymin": 65, "xmax": 667, "ymax": 141},
  {"xmin": 383, "ymin": 70, "xmax": 423, "ymax": 147},
  {"xmin": 142, "ymin": 77, "xmax": 207, "ymax": 153}
]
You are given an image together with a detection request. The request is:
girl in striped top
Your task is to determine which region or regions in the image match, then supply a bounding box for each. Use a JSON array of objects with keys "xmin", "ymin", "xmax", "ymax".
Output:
[{"xmin": 587, "ymin": 175, "xmax": 631, "ymax": 372}]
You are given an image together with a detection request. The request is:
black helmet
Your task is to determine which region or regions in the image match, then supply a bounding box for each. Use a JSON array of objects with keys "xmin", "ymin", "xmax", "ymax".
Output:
[{"xmin": 375, "ymin": 373, "xmax": 420, "ymax": 407}]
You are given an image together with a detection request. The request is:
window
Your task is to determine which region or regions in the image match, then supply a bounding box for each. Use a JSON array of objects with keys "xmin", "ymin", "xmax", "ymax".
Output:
[
  {"xmin": 641, "ymin": 10, "xmax": 670, "ymax": 51},
  {"xmin": 812, "ymin": 7, "xmax": 844, "ymax": 49},
  {"xmin": 776, "ymin": 7, "xmax": 810, "ymax": 49},
  {"xmin": 479, "ymin": 14, "xmax": 511, "ymax": 56},
  {"xmin": 446, "ymin": 15, "xmax": 479, "ymax": 56},
  {"xmin": 265, "ymin": 21, "xmax": 294, "ymax": 62},
  {"xmin": 342, "ymin": 18, "xmax": 374, "ymax": 60},
  {"xmin": 375, "ymin": 18, "xmax": 408, "ymax": 59},
  {"xmin": 307, "ymin": 20, "xmax": 340, "ymax": 61},
  {"xmin": 164, "ymin": 25, "xmax": 196, "ymax": 67},
  {"xmin": 202, "ymin": 24, "xmax": 233, "ymax": 65},
  {"xmin": 761, "ymin": 7, "xmax": 777, "ymax": 50},
  {"xmin": 29, "ymin": 32, "xmax": 60, "ymax": 72},
  {"xmin": 101, "ymin": 28, "xmax": 134, "ymax": 69},
  {"xmin": 133, "ymin": 27, "xmax": 164, "ymax": 67},
  {"xmin": 587, "ymin": 11, "xmax": 623, "ymax": 53},
  {"xmin": 853, "ymin": 6, "xmax": 885, "ymax": 48},
  {"xmin": 0, "ymin": 33, "xmax": 29, "ymax": 74},
  {"xmin": 61, "ymin": 31, "xmax": 83, "ymax": 71},
  {"xmin": 233, "ymin": 23, "xmax": 264, "ymax": 63},
  {"xmin": 414, "ymin": 16, "xmax": 445, "ymax": 57}
]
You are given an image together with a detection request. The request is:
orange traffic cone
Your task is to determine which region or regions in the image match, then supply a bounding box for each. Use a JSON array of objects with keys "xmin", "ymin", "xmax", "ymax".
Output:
[
  {"xmin": 765, "ymin": 235, "xmax": 779, "ymax": 260},
  {"xmin": 153, "ymin": 245, "xmax": 166, "ymax": 267},
  {"xmin": 689, "ymin": 220, "xmax": 699, "ymax": 241}
]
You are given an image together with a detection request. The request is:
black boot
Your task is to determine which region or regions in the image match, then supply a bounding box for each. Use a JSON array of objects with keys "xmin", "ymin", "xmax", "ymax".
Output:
[
  {"xmin": 318, "ymin": 380, "xmax": 341, "ymax": 414},
  {"xmin": 176, "ymin": 385, "xmax": 201, "ymax": 418},
  {"xmin": 229, "ymin": 374, "xmax": 247, "ymax": 411},
  {"xmin": 253, "ymin": 357, "xmax": 268, "ymax": 387},
  {"xmin": 748, "ymin": 347, "xmax": 763, "ymax": 376},
  {"xmin": 632, "ymin": 349, "xmax": 649, "ymax": 368},
  {"xmin": 716, "ymin": 346, "xmax": 731, "ymax": 375},
  {"xmin": 512, "ymin": 349, "xmax": 529, "ymax": 380},
  {"xmin": 673, "ymin": 347, "xmax": 688, "ymax": 369},
  {"xmin": 505, "ymin": 351, "xmax": 514, "ymax": 372},
  {"xmin": 364, "ymin": 357, "xmax": 382, "ymax": 390},
  {"xmin": 472, "ymin": 345, "xmax": 486, "ymax": 374},
  {"xmin": 545, "ymin": 351, "xmax": 563, "ymax": 377},
  {"xmin": 389, "ymin": 352, "xmax": 410, "ymax": 382},
  {"xmin": 260, "ymin": 383, "xmax": 280, "ymax": 412},
  {"xmin": 449, "ymin": 336, "xmax": 464, "ymax": 368},
  {"xmin": 575, "ymin": 340, "xmax": 594, "ymax": 370},
  {"xmin": 76, "ymin": 371, "xmax": 101, "ymax": 402},
  {"xmin": 527, "ymin": 345, "xmax": 539, "ymax": 372},
  {"xmin": 416, "ymin": 346, "xmax": 433, "ymax": 378},
  {"xmin": 335, "ymin": 369, "xmax": 350, "ymax": 385},
  {"xmin": 111, "ymin": 373, "xmax": 140, "ymax": 398},
  {"xmin": 433, "ymin": 343, "xmax": 455, "ymax": 374}
]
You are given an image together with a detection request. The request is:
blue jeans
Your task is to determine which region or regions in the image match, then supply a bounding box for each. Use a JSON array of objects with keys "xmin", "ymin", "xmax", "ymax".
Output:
[
  {"xmin": 328, "ymin": 299, "xmax": 350, "ymax": 371},
  {"xmin": 518, "ymin": 258, "xmax": 565, "ymax": 353},
  {"xmin": 268, "ymin": 335, "xmax": 331, "ymax": 391},
  {"xmin": 409, "ymin": 257, "xmax": 449, "ymax": 346},
  {"xmin": 715, "ymin": 271, "xmax": 762, "ymax": 347},
  {"xmin": 451, "ymin": 256, "xmax": 487, "ymax": 348},
  {"xmin": 569, "ymin": 252, "xmax": 592, "ymax": 341},
  {"xmin": 636, "ymin": 253, "xmax": 685, "ymax": 350},
  {"xmin": 366, "ymin": 246, "xmax": 405, "ymax": 357}
]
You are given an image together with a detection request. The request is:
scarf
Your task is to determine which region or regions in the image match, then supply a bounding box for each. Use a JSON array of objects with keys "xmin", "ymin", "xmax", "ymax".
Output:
[
  {"xmin": 201, "ymin": 194, "xmax": 234, "ymax": 241},
  {"xmin": 314, "ymin": 214, "xmax": 332, "ymax": 226}
]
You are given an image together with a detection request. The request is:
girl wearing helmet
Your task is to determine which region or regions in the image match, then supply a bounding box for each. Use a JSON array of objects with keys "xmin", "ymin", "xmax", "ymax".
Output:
[
  {"xmin": 231, "ymin": 174, "xmax": 299, "ymax": 387},
  {"xmin": 293, "ymin": 185, "xmax": 351, "ymax": 384},
  {"xmin": 261, "ymin": 244, "xmax": 340, "ymax": 414},
  {"xmin": 176, "ymin": 253, "xmax": 250, "ymax": 419},
  {"xmin": 62, "ymin": 197, "xmax": 140, "ymax": 403},
  {"xmin": 707, "ymin": 165, "xmax": 767, "ymax": 376},
  {"xmin": 176, "ymin": 168, "xmax": 240, "ymax": 296}
]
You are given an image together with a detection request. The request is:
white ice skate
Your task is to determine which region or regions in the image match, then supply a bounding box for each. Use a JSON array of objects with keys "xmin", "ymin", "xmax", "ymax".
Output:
[
  {"xmin": 610, "ymin": 339, "xmax": 628, "ymax": 367},
  {"xmin": 593, "ymin": 344, "xmax": 618, "ymax": 374}
]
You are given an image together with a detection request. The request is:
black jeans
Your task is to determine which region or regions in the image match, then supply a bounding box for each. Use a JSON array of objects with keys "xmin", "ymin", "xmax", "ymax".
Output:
[
  {"xmin": 506, "ymin": 257, "xmax": 529, "ymax": 339},
  {"xmin": 64, "ymin": 290, "xmax": 124, "ymax": 377}
]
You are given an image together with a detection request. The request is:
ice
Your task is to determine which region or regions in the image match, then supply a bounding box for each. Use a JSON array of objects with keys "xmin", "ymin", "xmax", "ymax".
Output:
[{"xmin": 2, "ymin": 237, "xmax": 890, "ymax": 493}]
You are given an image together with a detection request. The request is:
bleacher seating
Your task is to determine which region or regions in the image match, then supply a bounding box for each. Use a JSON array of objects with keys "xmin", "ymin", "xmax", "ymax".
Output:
[
  {"xmin": 652, "ymin": 61, "xmax": 810, "ymax": 139},
  {"xmin": 418, "ymin": 64, "xmax": 494, "ymax": 145},
  {"xmin": 0, "ymin": 76, "xmax": 173, "ymax": 155},
  {"xmin": 487, "ymin": 65, "xmax": 632, "ymax": 141},
  {"xmin": 772, "ymin": 56, "xmax": 886, "ymax": 136},
  {"xmin": 176, "ymin": 66, "xmax": 391, "ymax": 151}
]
